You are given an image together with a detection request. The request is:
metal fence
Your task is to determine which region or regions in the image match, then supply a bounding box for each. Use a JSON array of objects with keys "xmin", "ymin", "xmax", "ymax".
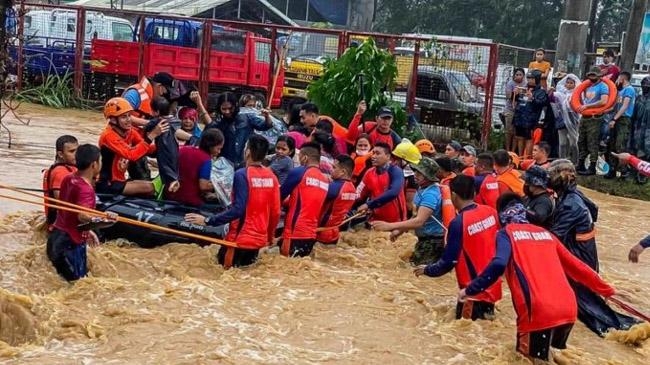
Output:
[{"xmin": 8, "ymin": 2, "xmax": 499, "ymax": 147}]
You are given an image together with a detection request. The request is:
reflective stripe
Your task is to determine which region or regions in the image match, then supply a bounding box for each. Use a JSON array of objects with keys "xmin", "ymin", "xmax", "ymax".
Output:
[{"xmin": 576, "ymin": 228, "xmax": 596, "ymax": 242}]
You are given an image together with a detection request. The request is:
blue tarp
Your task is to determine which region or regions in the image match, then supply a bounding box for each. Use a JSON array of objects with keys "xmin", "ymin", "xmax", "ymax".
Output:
[{"xmin": 310, "ymin": 0, "xmax": 348, "ymax": 25}]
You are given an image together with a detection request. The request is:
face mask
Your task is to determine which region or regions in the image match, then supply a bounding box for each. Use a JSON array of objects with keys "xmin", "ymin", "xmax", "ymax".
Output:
[
  {"xmin": 642, "ymin": 86, "xmax": 650, "ymax": 95},
  {"xmin": 356, "ymin": 149, "xmax": 369, "ymax": 156},
  {"xmin": 588, "ymin": 77, "xmax": 598, "ymax": 83}
]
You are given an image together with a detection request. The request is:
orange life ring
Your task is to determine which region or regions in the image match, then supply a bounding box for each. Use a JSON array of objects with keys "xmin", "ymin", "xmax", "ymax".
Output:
[{"xmin": 570, "ymin": 77, "xmax": 617, "ymax": 117}]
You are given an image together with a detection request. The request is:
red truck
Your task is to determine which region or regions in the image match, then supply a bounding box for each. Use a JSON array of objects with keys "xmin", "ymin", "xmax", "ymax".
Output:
[{"xmin": 90, "ymin": 18, "xmax": 283, "ymax": 107}]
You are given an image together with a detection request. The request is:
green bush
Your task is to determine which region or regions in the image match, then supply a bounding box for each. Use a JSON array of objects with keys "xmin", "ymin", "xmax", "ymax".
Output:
[{"xmin": 307, "ymin": 38, "xmax": 406, "ymax": 133}]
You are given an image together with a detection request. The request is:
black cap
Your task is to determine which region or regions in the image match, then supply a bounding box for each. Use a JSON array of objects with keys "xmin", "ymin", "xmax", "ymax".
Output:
[
  {"xmin": 151, "ymin": 72, "xmax": 174, "ymax": 89},
  {"xmin": 377, "ymin": 107, "xmax": 394, "ymax": 118}
]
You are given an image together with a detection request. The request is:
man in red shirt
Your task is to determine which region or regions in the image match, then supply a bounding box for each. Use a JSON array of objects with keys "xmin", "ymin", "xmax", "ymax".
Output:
[
  {"xmin": 414, "ymin": 175, "xmax": 501, "ymax": 320},
  {"xmin": 357, "ymin": 142, "xmax": 407, "ymax": 223},
  {"xmin": 317, "ymin": 155, "xmax": 358, "ymax": 245},
  {"xmin": 185, "ymin": 135, "xmax": 280, "ymax": 268},
  {"xmin": 43, "ymin": 135, "xmax": 78, "ymax": 225},
  {"xmin": 97, "ymin": 97, "xmax": 167, "ymax": 196},
  {"xmin": 167, "ymin": 129, "xmax": 225, "ymax": 207},
  {"xmin": 474, "ymin": 153, "xmax": 509, "ymax": 209},
  {"xmin": 346, "ymin": 101, "xmax": 401, "ymax": 149},
  {"xmin": 280, "ymin": 142, "xmax": 330, "ymax": 257},
  {"xmin": 47, "ymin": 144, "xmax": 117, "ymax": 281},
  {"xmin": 459, "ymin": 193, "xmax": 615, "ymax": 361}
]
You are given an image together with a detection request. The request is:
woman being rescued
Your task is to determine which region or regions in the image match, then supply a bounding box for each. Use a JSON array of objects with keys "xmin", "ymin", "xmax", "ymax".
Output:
[{"xmin": 371, "ymin": 157, "xmax": 456, "ymax": 265}]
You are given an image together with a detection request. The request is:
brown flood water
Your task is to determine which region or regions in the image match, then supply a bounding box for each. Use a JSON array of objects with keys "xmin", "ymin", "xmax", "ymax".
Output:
[{"xmin": 0, "ymin": 103, "xmax": 649, "ymax": 364}]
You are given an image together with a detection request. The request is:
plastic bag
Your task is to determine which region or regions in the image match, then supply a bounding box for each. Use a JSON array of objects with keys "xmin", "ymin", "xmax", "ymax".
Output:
[{"xmin": 210, "ymin": 157, "xmax": 234, "ymax": 207}]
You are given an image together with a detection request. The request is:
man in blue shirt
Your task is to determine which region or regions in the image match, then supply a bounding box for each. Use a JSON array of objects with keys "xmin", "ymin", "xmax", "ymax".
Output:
[
  {"xmin": 605, "ymin": 71, "xmax": 636, "ymax": 179},
  {"xmin": 371, "ymin": 157, "xmax": 446, "ymax": 264},
  {"xmin": 578, "ymin": 66, "xmax": 610, "ymax": 176}
]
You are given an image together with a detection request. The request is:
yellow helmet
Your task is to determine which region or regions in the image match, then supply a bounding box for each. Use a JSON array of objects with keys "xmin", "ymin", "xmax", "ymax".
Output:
[
  {"xmin": 104, "ymin": 97, "xmax": 134, "ymax": 119},
  {"xmin": 392, "ymin": 138, "xmax": 422, "ymax": 164}
]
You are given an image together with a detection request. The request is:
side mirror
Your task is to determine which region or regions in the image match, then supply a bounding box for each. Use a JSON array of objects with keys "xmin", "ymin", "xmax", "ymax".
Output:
[
  {"xmin": 286, "ymin": 57, "xmax": 292, "ymax": 67},
  {"xmin": 438, "ymin": 90, "xmax": 450, "ymax": 101}
]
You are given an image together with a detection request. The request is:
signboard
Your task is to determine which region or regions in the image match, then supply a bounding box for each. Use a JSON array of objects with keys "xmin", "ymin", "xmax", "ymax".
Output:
[{"xmin": 635, "ymin": 12, "xmax": 650, "ymax": 67}]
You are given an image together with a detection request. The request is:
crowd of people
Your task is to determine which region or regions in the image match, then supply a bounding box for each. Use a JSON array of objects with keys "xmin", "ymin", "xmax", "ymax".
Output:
[
  {"xmin": 39, "ymin": 69, "xmax": 650, "ymax": 362},
  {"xmin": 504, "ymin": 48, "xmax": 649, "ymax": 182}
]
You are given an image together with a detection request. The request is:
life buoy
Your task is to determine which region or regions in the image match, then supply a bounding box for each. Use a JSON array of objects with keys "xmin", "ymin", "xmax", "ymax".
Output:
[{"xmin": 570, "ymin": 77, "xmax": 617, "ymax": 117}]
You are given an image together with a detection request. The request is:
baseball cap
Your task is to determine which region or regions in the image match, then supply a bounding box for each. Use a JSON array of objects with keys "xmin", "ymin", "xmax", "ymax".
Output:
[
  {"xmin": 151, "ymin": 72, "xmax": 174, "ymax": 89},
  {"xmin": 377, "ymin": 107, "xmax": 394, "ymax": 118},
  {"xmin": 448, "ymin": 140, "xmax": 462, "ymax": 151},
  {"xmin": 586, "ymin": 66, "xmax": 602, "ymax": 77},
  {"xmin": 461, "ymin": 145, "xmax": 477, "ymax": 156}
]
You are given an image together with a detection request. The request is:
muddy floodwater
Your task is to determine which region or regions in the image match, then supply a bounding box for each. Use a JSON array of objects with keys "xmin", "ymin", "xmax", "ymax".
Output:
[{"xmin": 0, "ymin": 104, "xmax": 649, "ymax": 364}]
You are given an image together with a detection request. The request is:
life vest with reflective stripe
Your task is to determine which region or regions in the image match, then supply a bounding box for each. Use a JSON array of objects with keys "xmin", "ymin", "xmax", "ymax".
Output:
[
  {"xmin": 455, "ymin": 204, "xmax": 501, "ymax": 303},
  {"xmin": 123, "ymin": 76, "xmax": 154, "ymax": 118}
]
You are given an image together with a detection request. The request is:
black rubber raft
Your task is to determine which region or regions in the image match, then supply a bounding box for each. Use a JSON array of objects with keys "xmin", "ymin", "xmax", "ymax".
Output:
[{"xmin": 96, "ymin": 195, "xmax": 228, "ymax": 248}]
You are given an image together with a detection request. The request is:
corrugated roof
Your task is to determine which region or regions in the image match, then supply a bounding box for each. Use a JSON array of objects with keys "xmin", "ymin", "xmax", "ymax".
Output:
[{"xmin": 69, "ymin": 0, "xmax": 297, "ymax": 25}]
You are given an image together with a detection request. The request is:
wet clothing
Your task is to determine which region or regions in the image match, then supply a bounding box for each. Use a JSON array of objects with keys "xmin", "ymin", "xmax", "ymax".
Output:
[
  {"xmin": 630, "ymin": 94, "xmax": 650, "ymax": 159},
  {"xmin": 640, "ymin": 235, "xmax": 650, "ymax": 249},
  {"xmin": 268, "ymin": 155, "xmax": 294, "ymax": 185},
  {"xmin": 317, "ymin": 179, "xmax": 357, "ymax": 244},
  {"xmin": 456, "ymin": 301, "xmax": 495, "ymax": 321},
  {"xmin": 517, "ymin": 323, "xmax": 573, "ymax": 361},
  {"xmin": 48, "ymin": 174, "xmax": 96, "ymax": 281},
  {"xmin": 42, "ymin": 163, "xmax": 77, "ymax": 225},
  {"xmin": 47, "ymin": 229, "xmax": 88, "ymax": 282},
  {"xmin": 144, "ymin": 116, "xmax": 179, "ymax": 187},
  {"xmin": 551, "ymin": 186, "xmax": 637, "ymax": 335},
  {"xmin": 206, "ymin": 165, "xmax": 280, "ymax": 251},
  {"xmin": 97, "ymin": 125, "xmax": 156, "ymax": 191},
  {"xmin": 525, "ymin": 192, "xmax": 554, "ymax": 229},
  {"xmin": 205, "ymin": 113, "xmax": 271, "ymax": 168},
  {"xmin": 357, "ymin": 164, "xmax": 406, "ymax": 223},
  {"xmin": 466, "ymin": 223, "xmax": 615, "ymax": 335},
  {"xmin": 346, "ymin": 113, "xmax": 401, "ymax": 149},
  {"xmin": 166, "ymin": 146, "xmax": 212, "ymax": 207},
  {"xmin": 279, "ymin": 238, "xmax": 316, "ymax": 258},
  {"xmin": 281, "ymin": 166, "xmax": 329, "ymax": 256},
  {"xmin": 217, "ymin": 246, "xmax": 259, "ymax": 269},
  {"xmin": 423, "ymin": 204, "xmax": 502, "ymax": 309},
  {"xmin": 411, "ymin": 235, "xmax": 445, "ymax": 265}
]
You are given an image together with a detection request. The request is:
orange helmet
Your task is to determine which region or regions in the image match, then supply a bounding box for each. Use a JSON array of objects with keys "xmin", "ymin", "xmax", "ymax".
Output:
[
  {"xmin": 104, "ymin": 97, "xmax": 134, "ymax": 119},
  {"xmin": 415, "ymin": 139, "xmax": 435, "ymax": 154}
]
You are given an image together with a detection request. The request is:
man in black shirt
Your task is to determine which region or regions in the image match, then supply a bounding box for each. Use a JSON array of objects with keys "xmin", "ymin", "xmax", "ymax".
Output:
[{"xmin": 523, "ymin": 165, "xmax": 554, "ymax": 228}]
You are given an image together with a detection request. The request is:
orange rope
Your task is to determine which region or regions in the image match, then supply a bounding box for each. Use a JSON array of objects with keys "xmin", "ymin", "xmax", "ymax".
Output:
[
  {"xmin": 0, "ymin": 185, "xmax": 238, "ymax": 248},
  {"xmin": 316, "ymin": 211, "xmax": 367, "ymax": 232}
]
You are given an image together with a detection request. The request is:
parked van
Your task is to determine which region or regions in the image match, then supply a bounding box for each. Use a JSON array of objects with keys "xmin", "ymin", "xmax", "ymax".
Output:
[{"xmin": 22, "ymin": 9, "xmax": 133, "ymax": 47}]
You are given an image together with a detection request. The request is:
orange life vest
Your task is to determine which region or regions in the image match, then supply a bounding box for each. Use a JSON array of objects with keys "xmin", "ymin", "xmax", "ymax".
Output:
[{"xmin": 123, "ymin": 76, "xmax": 154, "ymax": 118}]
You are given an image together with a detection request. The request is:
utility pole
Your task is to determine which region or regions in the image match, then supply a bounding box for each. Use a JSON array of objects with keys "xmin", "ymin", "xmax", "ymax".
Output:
[
  {"xmin": 0, "ymin": 0, "xmax": 13, "ymax": 101},
  {"xmin": 620, "ymin": 0, "xmax": 648, "ymax": 71},
  {"xmin": 555, "ymin": 0, "xmax": 592, "ymax": 77}
]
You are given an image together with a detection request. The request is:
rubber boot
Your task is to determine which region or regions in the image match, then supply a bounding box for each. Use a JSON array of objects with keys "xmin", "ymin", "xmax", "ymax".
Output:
[{"xmin": 578, "ymin": 162, "xmax": 596, "ymax": 176}]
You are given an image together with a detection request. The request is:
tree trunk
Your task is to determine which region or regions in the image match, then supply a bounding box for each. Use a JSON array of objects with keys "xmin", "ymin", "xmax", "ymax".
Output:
[
  {"xmin": 556, "ymin": 0, "xmax": 592, "ymax": 77},
  {"xmin": 585, "ymin": 0, "xmax": 599, "ymax": 52},
  {"xmin": 620, "ymin": 0, "xmax": 648, "ymax": 71},
  {"xmin": 349, "ymin": 0, "xmax": 375, "ymax": 31}
]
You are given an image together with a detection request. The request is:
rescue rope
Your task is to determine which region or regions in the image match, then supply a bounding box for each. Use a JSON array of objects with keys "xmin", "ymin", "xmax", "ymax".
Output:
[
  {"xmin": 316, "ymin": 211, "xmax": 367, "ymax": 232},
  {"xmin": 0, "ymin": 184, "xmax": 239, "ymax": 248},
  {"xmin": 610, "ymin": 296, "xmax": 650, "ymax": 323}
]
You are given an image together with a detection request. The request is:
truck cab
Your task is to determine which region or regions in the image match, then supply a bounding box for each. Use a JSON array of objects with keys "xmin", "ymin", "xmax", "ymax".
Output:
[{"xmin": 411, "ymin": 66, "xmax": 484, "ymax": 141}]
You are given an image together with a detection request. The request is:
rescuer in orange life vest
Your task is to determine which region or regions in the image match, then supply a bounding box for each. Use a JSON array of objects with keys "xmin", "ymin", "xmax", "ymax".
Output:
[
  {"xmin": 122, "ymin": 72, "xmax": 177, "ymax": 126},
  {"xmin": 371, "ymin": 157, "xmax": 456, "ymax": 265},
  {"xmin": 414, "ymin": 174, "xmax": 502, "ymax": 321},
  {"xmin": 317, "ymin": 155, "xmax": 358, "ymax": 246}
]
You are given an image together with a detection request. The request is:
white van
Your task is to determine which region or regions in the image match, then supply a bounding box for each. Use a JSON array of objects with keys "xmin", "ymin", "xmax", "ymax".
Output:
[{"xmin": 23, "ymin": 9, "xmax": 133, "ymax": 47}]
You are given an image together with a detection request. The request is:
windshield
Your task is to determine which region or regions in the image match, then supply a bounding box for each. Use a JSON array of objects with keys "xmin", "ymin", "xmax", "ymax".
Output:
[{"xmin": 449, "ymin": 72, "xmax": 479, "ymax": 103}]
